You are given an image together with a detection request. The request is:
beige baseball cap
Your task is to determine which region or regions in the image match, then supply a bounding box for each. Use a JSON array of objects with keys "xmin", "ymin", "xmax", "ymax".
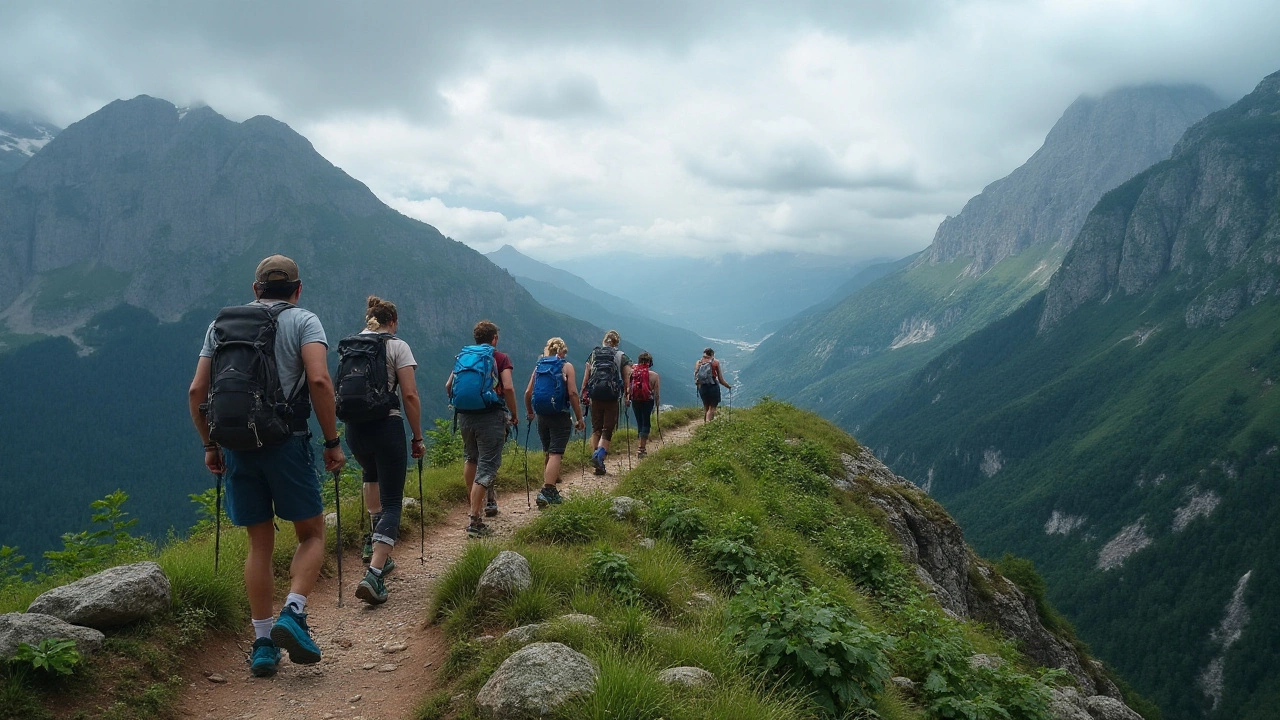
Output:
[{"xmin": 255, "ymin": 255, "xmax": 300, "ymax": 283}]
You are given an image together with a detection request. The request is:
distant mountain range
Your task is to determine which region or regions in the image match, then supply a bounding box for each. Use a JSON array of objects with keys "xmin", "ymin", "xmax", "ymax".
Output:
[
  {"xmin": 864, "ymin": 74, "xmax": 1280, "ymax": 718},
  {"xmin": 0, "ymin": 111, "xmax": 59, "ymax": 174},
  {"xmin": 0, "ymin": 96, "xmax": 628, "ymax": 558},
  {"xmin": 549, "ymin": 250, "xmax": 874, "ymax": 341},
  {"xmin": 744, "ymin": 84, "xmax": 1224, "ymax": 432}
]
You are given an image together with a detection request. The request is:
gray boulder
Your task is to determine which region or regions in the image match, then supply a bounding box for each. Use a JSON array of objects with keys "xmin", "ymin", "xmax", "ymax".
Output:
[
  {"xmin": 557, "ymin": 613, "xmax": 600, "ymax": 629},
  {"xmin": 28, "ymin": 561, "xmax": 170, "ymax": 629},
  {"xmin": 0, "ymin": 612, "xmax": 105, "ymax": 658},
  {"xmin": 1084, "ymin": 695, "xmax": 1144, "ymax": 720},
  {"xmin": 610, "ymin": 496, "xmax": 646, "ymax": 520},
  {"xmin": 504, "ymin": 624, "xmax": 546, "ymax": 644},
  {"xmin": 657, "ymin": 666, "xmax": 713, "ymax": 688},
  {"xmin": 969, "ymin": 653, "xmax": 1005, "ymax": 671},
  {"xmin": 477, "ymin": 551, "xmax": 532, "ymax": 604},
  {"xmin": 476, "ymin": 642, "xmax": 598, "ymax": 718}
]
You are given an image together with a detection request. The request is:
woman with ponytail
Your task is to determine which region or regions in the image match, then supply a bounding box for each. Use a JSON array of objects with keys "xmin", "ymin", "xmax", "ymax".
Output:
[
  {"xmin": 524, "ymin": 337, "xmax": 585, "ymax": 507},
  {"xmin": 340, "ymin": 296, "xmax": 423, "ymax": 606}
]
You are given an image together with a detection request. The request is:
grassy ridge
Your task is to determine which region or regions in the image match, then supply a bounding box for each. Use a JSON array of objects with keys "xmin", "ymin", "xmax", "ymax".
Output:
[{"xmin": 421, "ymin": 402, "xmax": 1088, "ymax": 720}]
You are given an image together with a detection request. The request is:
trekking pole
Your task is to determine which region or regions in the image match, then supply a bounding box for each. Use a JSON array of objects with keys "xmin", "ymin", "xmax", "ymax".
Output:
[
  {"xmin": 523, "ymin": 419, "xmax": 533, "ymax": 508},
  {"xmin": 417, "ymin": 457, "xmax": 425, "ymax": 566},
  {"xmin": 656, "ymin": 404, "xmax": 663, "ymax": 447},
  {"xmin": 623, "ymin": 403, "xmax": 633, "ymax": 472},
  {"xmin": 332, "ymin": 469, "xmax": 344, "ymax": 608},
  {"xmin": 213, "ymin": 471, "xmax": 223, "ymax": 574}
]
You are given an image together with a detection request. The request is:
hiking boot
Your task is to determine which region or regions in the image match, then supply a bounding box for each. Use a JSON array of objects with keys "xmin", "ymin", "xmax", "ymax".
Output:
[
  {"xmin": 594, "ymin": 465, "xmax": 607, "ymax": 476},
  {"xmin": 466, "ymin": 522, "xmax": 494, "ymax": 539},
  {"xmin": 637, "ymin": 449, "xmax": 648, "ymax": 459},
  {"xmin": 248, "ymin": 637, "xmax": 280, "ymax": 677},
  {"xmin": 592, "ymin": 450, "xmax": 606, "ymax": 473},
  {"xmin": 548, "ymin": 487, "xmax": 564, "ymax": 504},
  {"xmin": 355, "ymin": 569, "xmax": 389, "ymax": 605},
  {"xmin": 361, "ymin": 533, "xmax": 373, "ymax": 564},
  {"xmin": 485, "ymin": 503, "xmax": 499, "ymax": 518},
  {"xmin": 270, "ymin": 606, "xmax": 321, "ymax": 665},
  {"xmin": 535, "ymin": 488, "xmax": 551, "ymax": 509},
  {"xmin": 379, "ymin": 557, "xmax": 396, "ymax": 577}
]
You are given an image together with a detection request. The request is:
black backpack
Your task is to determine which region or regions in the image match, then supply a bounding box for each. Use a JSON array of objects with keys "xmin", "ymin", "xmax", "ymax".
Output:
[
  {"xmin": 203, "ymin": 303, "xmax": 309, "ymax": 451},
  {"xmin": 335, "ymin": 333, "xmax": 401, "ymax": 423},
  {"xmin": 586, "ymin": 346, "xmax": 623, "ymax": 401}
]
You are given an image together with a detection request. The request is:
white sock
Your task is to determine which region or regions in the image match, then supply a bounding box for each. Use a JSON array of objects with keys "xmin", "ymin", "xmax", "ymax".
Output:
[
  {"xmin": 285, "ymin": 592, "xmax": 307, "ymax": 614},
  {"xmin": 252, "ymin": 618, "xmax": 273, "ymax": 640},
  {"xmin": 370, "ymin": 565, "xmax": 383, "ymax": 577}
]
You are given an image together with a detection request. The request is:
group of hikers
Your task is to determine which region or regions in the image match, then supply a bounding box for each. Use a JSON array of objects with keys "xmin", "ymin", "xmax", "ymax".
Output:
[{"xmin": 186, "ymin": 255, "xmax": 734, "ymax": 678}]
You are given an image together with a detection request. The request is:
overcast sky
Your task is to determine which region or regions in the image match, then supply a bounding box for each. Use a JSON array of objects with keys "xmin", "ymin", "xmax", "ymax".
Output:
[{"xmin": 2, "ymin": 1, "xmax": 1277, "ymax": 261}]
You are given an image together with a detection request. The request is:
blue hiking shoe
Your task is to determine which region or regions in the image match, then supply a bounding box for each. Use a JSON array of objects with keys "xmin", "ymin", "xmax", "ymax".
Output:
[
  {"xmin": 592, "ymin": 449, "xmax": 607, "ymax": 475},
  {"xmin": 536, "ymin": 488, "xmax": 551, "ymax": 509},
  {"xmin": 248, "ymin": 637, "xmax": 280, "ymax": 677},
  {"xmin": 270, "ymin": 606, "xmax": 321, "ymax": 665}
]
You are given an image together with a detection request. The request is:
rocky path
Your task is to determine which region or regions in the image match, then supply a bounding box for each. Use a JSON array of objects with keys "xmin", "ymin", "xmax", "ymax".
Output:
[{"xmin": 177, "ymin": 422, "xmax": 698, "ymax": 720}]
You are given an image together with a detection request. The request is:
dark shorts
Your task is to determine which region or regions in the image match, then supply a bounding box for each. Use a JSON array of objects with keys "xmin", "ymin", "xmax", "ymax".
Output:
[
  {"xmin": 699, "ymin": 383, "xmax": 722, "ymax": 407},
  {"xmin": 537, "ymin": 412, "xmax": 573, "ymax": 455},
  {"xmin": 589, "ymin": 398, "xmax": 619, "ymax": 441},
  {"xmin": 223, "ymin": 434, "xmax": 323, "ymax": 526},
  {"xmin": 459, "ymin": 409, "xmax": 508, "ymax": 488}
]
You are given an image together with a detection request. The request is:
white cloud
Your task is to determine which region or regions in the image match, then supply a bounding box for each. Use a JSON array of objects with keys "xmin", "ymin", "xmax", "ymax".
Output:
[{"xmin": 1, "ymin": 0, "xmax": 1278, "ymax": 262}]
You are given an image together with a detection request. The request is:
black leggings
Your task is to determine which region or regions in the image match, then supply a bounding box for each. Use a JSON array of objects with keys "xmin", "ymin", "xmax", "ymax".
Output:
[{"xmin": 345, "ymin": 415, "xmax": 407, "ymax": 545}]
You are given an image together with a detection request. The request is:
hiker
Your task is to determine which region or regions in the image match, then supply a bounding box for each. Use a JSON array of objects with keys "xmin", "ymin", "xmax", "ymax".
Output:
[
  {"xmin": 446, "ymin": 320, "xmax": 519, "ymax": 538},
  {"xmin": 334, "ymin": 296, "xmax": 424, "ymax": 606},
  {"xmin": 524, "ymin": 337, "xmax": 586, "ymax": 507},
  {"xmin": 694, "ymin": 347, "xmax": 732, "ymax": 422},
  {"xmin": 628, "ymin": 351, "xmax": 660, "ymax": 458},
  {"xmin": 188, "ymin": 255, "xmax": 344, "ymax": 678},
  {"xmin": 581, "ymin": 330, "xmax": 632, "ymax": 475}
]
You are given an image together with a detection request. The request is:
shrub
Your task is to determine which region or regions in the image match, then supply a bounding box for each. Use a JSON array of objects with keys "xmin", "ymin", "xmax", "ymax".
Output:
[
  {"xmin": 527, "ymin": 494, "xmax": 611, "ymax": 544},
  {"xmin": 585, "ymin": 549, "xmax": 641, "ymax": 603},
  {"xmin": 426, "ymin": 417, "xmax": 463, "ymax": 468},
  {"xmin": 820, "ymin": 518, "xmax": 909, "ymax": 598},
  {"xmin": 647, "ymin": 495, "xmax": 707, "ymax": 546},
  {"xmin": 693, "ymin": 535, "xmax": 760, "ymax": 586},
  {"xmin": 726, "ymin": 574, "xmax": 892, "ymax": 716},
  {"xmin": 11, "ymin": 639, "xmax": 81, "ymax": 677}
]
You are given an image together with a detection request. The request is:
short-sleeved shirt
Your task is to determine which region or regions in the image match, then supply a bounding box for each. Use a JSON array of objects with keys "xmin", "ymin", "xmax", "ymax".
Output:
[
  {"xmin": 494, "ymin": 350, "xmax": 514, "ymax": 387},
  {"xmin": 360, "ymin": 329, "xmax": 417, "ymax": 417},
  {"xmin": 200, "ymin": 300, "xmax": 328, "ymax": 400}
]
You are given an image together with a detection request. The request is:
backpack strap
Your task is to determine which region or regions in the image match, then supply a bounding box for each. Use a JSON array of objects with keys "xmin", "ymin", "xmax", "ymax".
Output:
[{"xmin": 264, "ymin": 302, "xmax": 310, "ymax": 406}]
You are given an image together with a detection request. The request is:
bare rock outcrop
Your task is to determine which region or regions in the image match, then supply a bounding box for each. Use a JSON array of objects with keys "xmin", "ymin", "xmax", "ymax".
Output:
[
  {"xmin": 27, "ymin": 561, "xmax": 170, "ymax": 629},
  {"xmin": 844, "ymin": 449, "xmax": 1126, "ymax": 702}
]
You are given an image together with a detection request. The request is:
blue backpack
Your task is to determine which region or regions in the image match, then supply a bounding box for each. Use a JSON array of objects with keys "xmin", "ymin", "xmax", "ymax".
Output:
[
  {"xmin": 450, "ymin": 344, "xmax": 502, "ymax": 412},
  {"xmin": 531, "ymin": 356, "xmax": 568, "ymax": 415}
]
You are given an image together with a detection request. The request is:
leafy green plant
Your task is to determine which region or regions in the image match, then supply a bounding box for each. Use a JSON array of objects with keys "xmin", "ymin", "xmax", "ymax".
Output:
[
  {"xmin": 426, "ymin": 417, "xmax": 463, "ymax": 468},
  {"xmin": 820, "ymin": 518, "xmax": 910, "ymax": 598},
  {"xmin": 0, "ymin": 546, "xmax": 32, "ymax": 591},
  {"xmin": 726, "ymin": 574, "xmax": 892, "ymax": 716},
  {"xmin": 527, "ymin": 494, "xmax": 611, "ymax": 544},
  {"xmin": 585, "ymin": 549, "xmax": 641, "ymax": 603},
  {"xmin": 693, "ymin": 535, "xmax": 760, "ymax": 585},
  {"xmin": 42, "ymin": 490, "xmax": 149, "ymax": 577},
  {"xmin": 647, "ymin": 495, "xmax": 707, "ymax": 546},
  {"xmin": 11, "ymin": 639, "xmax": 81, "ymax": 677}
]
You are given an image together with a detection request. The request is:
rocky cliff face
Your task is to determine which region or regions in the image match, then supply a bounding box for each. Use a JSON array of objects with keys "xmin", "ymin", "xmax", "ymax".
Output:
[
  {"xmin": 1040, "ymin": 73, "xmax": 1280, "ymax": 331},
  {"xmin": 839, "ymin": 446, "xmax": 1136, "ymax": 715},
  {"xmin": 929, "ymin": 85, "xmax": 1222, "ymax": 275}
]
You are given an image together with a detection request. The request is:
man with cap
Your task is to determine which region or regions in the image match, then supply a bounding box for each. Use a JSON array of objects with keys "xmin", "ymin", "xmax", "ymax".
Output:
[{"xmin": 188, "ymin": 255, "xmax": 345, "ymax": 678}]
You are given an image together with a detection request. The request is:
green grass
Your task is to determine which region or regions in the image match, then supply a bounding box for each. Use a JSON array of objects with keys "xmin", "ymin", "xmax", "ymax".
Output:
[{"xmin": 425, "ymin": 402, "xmax": 1092, "ymax": 720}]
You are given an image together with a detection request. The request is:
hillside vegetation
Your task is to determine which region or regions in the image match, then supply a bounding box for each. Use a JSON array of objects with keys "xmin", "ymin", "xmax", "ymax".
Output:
[
  {"xmin": 422, "ymin": 402, "xmax": 1143, "ymax": 720},
  {"xmin": 863, "ymin": 71, "xmax": 1280, "ymax": 719}
]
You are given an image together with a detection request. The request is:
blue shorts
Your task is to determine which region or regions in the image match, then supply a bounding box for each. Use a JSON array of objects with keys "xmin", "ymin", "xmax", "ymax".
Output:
[
  {"xmin": 699, "ymin": 383, "xmax": 722, "ymax": 407},
  {"xmin": 223, "ymin": 434, "xmax": 323, "ymax": 526}
]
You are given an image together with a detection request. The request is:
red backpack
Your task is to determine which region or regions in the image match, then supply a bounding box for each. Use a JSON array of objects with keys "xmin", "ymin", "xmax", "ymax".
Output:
[{"xmin": 629, "ymin": 363, "xmax": 653, "ymax": 401}]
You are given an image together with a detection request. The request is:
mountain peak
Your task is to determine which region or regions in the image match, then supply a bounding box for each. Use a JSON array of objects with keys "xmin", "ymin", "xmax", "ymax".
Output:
[{"xmin": 927, "ymin": 83, "xmax": 1224, "ymax": 275}]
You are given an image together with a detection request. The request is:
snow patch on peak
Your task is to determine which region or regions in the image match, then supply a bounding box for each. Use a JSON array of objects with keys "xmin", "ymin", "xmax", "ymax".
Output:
[{"xmin": 1097, "ymin": 519, "xmax": 1151, "ymax": 570}]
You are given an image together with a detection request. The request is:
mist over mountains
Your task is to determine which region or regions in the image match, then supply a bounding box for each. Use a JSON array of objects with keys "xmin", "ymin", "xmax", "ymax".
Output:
[{"xmin": 744, "ymin": 84, "xmax": 1224, "ymax": 431}]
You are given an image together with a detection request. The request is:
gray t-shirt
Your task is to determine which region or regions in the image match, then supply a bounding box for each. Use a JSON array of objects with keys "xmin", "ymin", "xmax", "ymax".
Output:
[
  {"xmin": 200, "ymin": 300, "xmax": 328, "ymax": 400},
  {"xmin": 359, "ymin": 329, "xmax": 417, "ymax": 417}
]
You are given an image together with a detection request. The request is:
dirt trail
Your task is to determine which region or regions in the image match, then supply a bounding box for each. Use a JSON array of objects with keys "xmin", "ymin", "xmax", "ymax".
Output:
[{"xmin": 178, "ymin": 422, "xmax": 698, "ymax": 720}]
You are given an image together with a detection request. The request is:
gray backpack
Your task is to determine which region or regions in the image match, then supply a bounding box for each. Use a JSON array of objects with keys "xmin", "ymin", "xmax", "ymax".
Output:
[{"xmin": 695, "ymin": 359, "xmax": 715, "ymax": 386}]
